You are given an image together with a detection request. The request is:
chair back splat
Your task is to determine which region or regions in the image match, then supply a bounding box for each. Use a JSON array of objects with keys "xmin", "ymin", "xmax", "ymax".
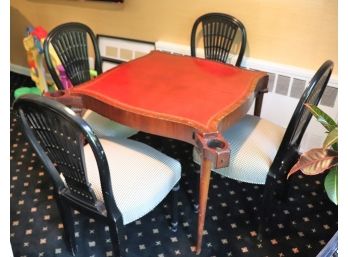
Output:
[
  {"xmin": 190, "ymin": 12, "xmax": 247, "ymax": 66},
  {"xmin": 44, "ymin": 22, "xmax": 102, "ymax": 90},
  {"xmin": 14, "ymin": 95, "xmax": 117, "ymax": 216}
]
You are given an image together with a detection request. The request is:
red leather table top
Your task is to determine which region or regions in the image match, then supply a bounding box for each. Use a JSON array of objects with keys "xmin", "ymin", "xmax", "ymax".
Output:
[{"xmin": 71, "ymin": 51, "xmax": 266, "ymax": 132}]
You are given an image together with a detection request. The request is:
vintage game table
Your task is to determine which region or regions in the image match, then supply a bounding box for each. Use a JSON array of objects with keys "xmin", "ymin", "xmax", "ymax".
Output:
[{"xmin": 49, "ymin": 50, "xmax": 268, "ymax": 254}]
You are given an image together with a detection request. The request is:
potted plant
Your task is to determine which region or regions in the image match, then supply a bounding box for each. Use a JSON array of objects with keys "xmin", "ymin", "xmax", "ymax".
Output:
[{"xmin": 287, "ymin": 103, "xmax": 338, "ymax": 205}]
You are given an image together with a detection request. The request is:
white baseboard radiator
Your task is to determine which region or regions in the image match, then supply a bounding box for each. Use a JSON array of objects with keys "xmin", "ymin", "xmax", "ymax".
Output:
[{"xmin": 155, "ymin": 41, "xmax": 338, "ymax": 152}]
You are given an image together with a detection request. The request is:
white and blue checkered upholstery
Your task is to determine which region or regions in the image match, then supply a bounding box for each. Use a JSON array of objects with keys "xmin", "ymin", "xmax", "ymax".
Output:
[
  {"xmin": 83, "ymin": 110, "xmax": 138, "ymax": 139},
  {"xmin": 193, "ymin": 115, "xmax": 285, "ymax": 184},
  {"xmin": 84, "ymin": 138, "xmax": 181, "ymax": 225}
]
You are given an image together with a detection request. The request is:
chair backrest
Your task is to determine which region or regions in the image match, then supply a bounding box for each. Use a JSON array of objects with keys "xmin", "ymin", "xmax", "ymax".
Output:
[
  {"xmin": 190, "ymin": 12, "xmax": 247, "ymax": 66},
  {"xmin": 13, "ymin": 95, "xmax": 119, "ymax": 217},
  {"xmin": 282, "ymin": 60, "xmax": 333, "ymax": 149},
  {"xmin": 271, "ymin": 60, "xmax": 334, "ymax": 176},
  {"xmin": 44, "ymin": 22, "xmax": 102, "ymax": 90}
]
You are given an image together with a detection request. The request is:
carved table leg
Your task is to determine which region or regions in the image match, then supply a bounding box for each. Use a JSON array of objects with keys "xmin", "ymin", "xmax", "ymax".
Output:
[
  {"xmin": 196, "ymin": 158, "xmax": 212, "ymax": 254},
  {"xmin": 194, "ymin": 132, "xmax": 230, "ymax": 254}
]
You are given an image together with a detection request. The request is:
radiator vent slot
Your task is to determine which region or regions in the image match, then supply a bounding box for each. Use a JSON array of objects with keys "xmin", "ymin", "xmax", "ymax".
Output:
[
  {"xmin": 290, "ymin": 78, "xmax": 306, "ymax": 99},
  {"xmin": 320, "ymin": 86, "xmax": 338, "ymax": 108},
  {"xmin": 275, "ymin": 75, "xmax": 291, "ymax": 96}
]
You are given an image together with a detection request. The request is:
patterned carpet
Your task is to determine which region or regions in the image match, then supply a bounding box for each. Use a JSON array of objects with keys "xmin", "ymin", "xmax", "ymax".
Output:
[{"xmin": 10, "ymin": 72, "xmax": 338, "ymax": 257}]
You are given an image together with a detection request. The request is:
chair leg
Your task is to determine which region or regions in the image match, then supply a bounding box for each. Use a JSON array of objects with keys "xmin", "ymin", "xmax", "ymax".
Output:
[
  {"xmin": 257, "ymin": 176, "xmax": 279, "ymax": 241},
  {"xmin": 276, "ymin": 165, "xmax": 293, "ymax": 202},
  {"xmin": 257, "ymin": 190, "xmax": 272, "ymax": 242},
  {"xmin": 108, "ymin": 218, "xmax": 126, "ymax": 257},
  {"xmin": 56, "ymin": 197, "xmax": 77, "ymax": 256},
  {"xmin": 277, "ymin": 153, "xmax": 298, "ymax": 201},
  {"xmin": 258, "ymin": 173, "xmax": 289, "ymax": 241},
  {"xmin": 276, "ymin": 176, "xmax": 289, "ymax": 201},
  {"xmin": 169, "ymin": 182, "xmax": 180, "ymax": 232},
  {"xmin": 193, "ymin": 165, "xmax": 200, "ymax": 213}
]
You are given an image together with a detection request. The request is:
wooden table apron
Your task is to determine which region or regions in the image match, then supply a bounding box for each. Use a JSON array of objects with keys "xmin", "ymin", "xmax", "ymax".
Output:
[{"xmin": 48, "ymin": 51, "xmax": 268, "ymax": 254}]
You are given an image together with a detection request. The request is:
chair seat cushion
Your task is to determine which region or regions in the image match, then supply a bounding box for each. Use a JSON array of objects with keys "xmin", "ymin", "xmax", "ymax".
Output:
[
  {"xmin": 83, "ymin": 110, "xmax": 138, "ymax": 139},
  {"xmin": 84, "ymin": 138, "xmax": 181, "ymax": 225},
  {"xmin": 193, "ymin": 115, "xmax": 285, "ymax": 184}
]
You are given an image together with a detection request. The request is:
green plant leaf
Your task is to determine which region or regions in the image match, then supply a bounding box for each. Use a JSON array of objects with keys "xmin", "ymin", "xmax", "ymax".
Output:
[
  {"xmin": 323, "ymin": 127, "xmax": 338, "ymax": 148},
  {"xmin": 305, "ymin": 103, "xmax": 337, "ymax": 132},
  {"xmin": 332, "ymin": 142, "xmax": 338, "ymax": 151},
  {"xmin": 324, "ymin": 166, "xmax": 338, "ymax": 205},
  {"xmin": 287, "ymin": 148, "xmax": 338, "ymax": 178}
]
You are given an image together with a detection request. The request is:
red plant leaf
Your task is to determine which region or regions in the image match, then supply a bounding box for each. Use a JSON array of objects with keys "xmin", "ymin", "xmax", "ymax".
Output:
[
  {"xmin": 288, "ymin": 162, "xmax": 302, "ymax": 178},
  {"xmin": 287, "ymin": 148, "xmax": 338, "ymax": 178}
]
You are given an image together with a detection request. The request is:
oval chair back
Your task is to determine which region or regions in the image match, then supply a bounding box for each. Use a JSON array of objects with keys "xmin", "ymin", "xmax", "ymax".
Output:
[
  {"xmin": 269, "ymin": 60, "xmax": 334, "ymax": 179},
  {"xmin": 44, "ymin": 22, "xmax": 102, "ymax": 90},
  {"xmin": 190, "ymin": 12, "xmax": 247, "ymax": 66}
]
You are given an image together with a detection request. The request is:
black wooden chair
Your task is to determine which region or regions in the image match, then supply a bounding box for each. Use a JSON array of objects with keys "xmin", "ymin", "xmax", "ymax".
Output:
[
  {"xmin": 43, "ymin": 22, "xmax": 138, "ymax": 139},
  {"xmin": 43, "ymin": 22, "xmax": 102, "ymax": 90},
  {"xmin": 13, "ymin": 95, "xmax": 181, "ymax": 256},
  {"xmin": 190, "ymin": 12, "xmax": 247, "ymax": 66},
  {"xmin": 193, "ymin": 60, "xmax": 334, "ymax": 238}
]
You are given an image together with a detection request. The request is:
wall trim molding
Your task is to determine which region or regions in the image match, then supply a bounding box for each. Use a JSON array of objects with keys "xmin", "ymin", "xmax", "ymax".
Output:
[
  {"xmin": 10, "ymin": 64, "xmax": 30, "ymax": 76},
  {"xmin": 10, "ymin": 64, "xmax": 53, "ymax": 82}
]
